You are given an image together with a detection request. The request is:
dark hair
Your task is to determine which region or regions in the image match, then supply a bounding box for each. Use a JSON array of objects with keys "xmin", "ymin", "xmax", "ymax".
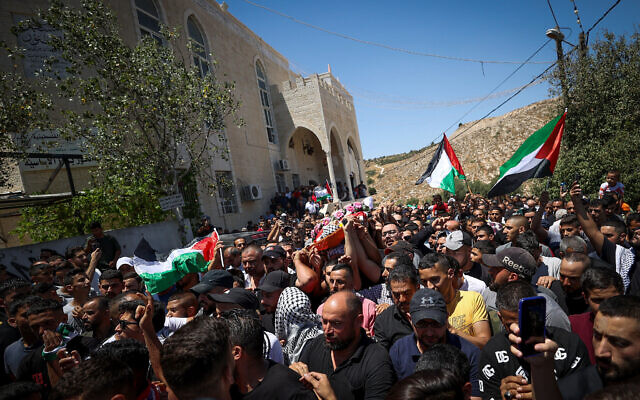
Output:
[
  {"xmin": 160, "ymin": 316, "xmax": 231, "ymax": 400},
  {"xmin": 26, "ymin": 298, "xmax": 63, "ymax": 317},
  {"xmin": 65, "ymin": 246, "xmax": 85, "ymax": 260},
  {"xmin": 29, "ymin": 262, "xmax": 50, "ymax": 277},
  {"xmin": 8, "ymin": 295, "xmax": 39, "ymax": 317},
  {"xmin": 602, "ymin": 218, "xmax": 626, "ymax": 234},
  {"xmin": 385, "ymin": 369, "xmax": 465, "ymax": 400},
  {"xmin": 167, "ymin": 291, "xmax": 198, "ymax": 308},
  {"xmin": 387, "ymin": 264, "xmax": 419, "ymax": 289},
  {"xmin": 92, "ymin": 338, "xmax": 149, "ymax": 375},
  {"xmin": 0, "ymin": 279, "xmax": 31, "ymax": 300},
  {"xmin": 63, "ymin": 268, "xmax": 87, "ymax": 286},
  {"xmin": 598, "ymin": 295, "xmax": 640, "ymax": 322},
  {"xmin": 383, "ymin": 252, "xmax": 413, "ymax": 267},
  {"xmin": 50, "ymin": 355, "xmax": 134, "ymax": 400},
  {"xmin": 584, "ymin": 383, "xmax": 640, "ymax": 400},
  {"xmin": 226, "ymin": 309, "xmax": 265, "ymax": 359},
  {"xmin": 415, "ymin": 344, "xmax": 471, "ymax": 384},
  {"xmin": 86, "ymin": 296, "xmax": 110, "ymax": 311},
  {"xmin": 589, "ymin": 199, "xmax": 605, "ymax": 209},
  {"xmin": 89, "ymin": 221, "xmax": 102, "ymax": 230},
  {"xmin": 602, "ymin": 194, "xmax": 618, "ymax": 208},
  {"xmin": 0, "ymin": 381, "xmax": 42, "ymax": 400},
  {"xmin": 472, "ymin": 240, "xmax": 496, "ymax": 255},
  {"xmin": 242, "ymin": 243, "xmax": 263, "ymax": 257},
  {"xmin": 330, "ymin": 263, "xmax": 353, "ymax": 279},
  {"xmin": 563, "ymin": 252, "xmax": 591, "ymax": 267},
  {"xmin": 122, "ymin": 271, "xmax": 142, "ymax": 282},
  {"xmin": 513, "ymin": 231, "xmax": 540, "ymax": 258},
  {"xmin": 31, "ymin": 282, "xmax": 57, "ymax": 295},
  {"xmin": 224, "ymin": 246, "xmax": 242, "ymax": 257},
  {"xmin": 100, "ymin": 269, "xmax": 123, "ymax": 282},
  {"xmin": 118, "ymin": 300, "xmax": 164, "ymax": 332},
  {"xmin": 475, "ymin": 225, "xmax": 494, "ymax": 238},
  {"xmin": 48, "ymin": 254, "xmax": 66, "ymax": 263},
  {"xmin": 559, "ymin": 214, "xmax": 580, "ymax": 227},
  {"xmin": 118, "ymin": 300, "xmax": 145, "ymax": 318},
  {"xmin": 581, "ymin": 267, "xmax": 624, "ymax": 297},
  {"xmin": 419, "ymin": 253, "xmax": 460, "ymax": 274},
  {"xmin": 627, "ymin": 213, "xmax": 640, "ymax": 228},
  {"xmin": 495, "ymin": 280, "xmax": 536, "ymax": 312},
  {"xmin": 54, "ymin": 260, "xmax": 75, "ymax": 272}
]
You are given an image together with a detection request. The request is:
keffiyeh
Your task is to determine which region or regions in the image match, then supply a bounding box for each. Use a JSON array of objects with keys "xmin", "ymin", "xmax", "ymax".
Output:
[{"xmin": 275, "ymin": 287, "xmax": 322, "ymax": 365}]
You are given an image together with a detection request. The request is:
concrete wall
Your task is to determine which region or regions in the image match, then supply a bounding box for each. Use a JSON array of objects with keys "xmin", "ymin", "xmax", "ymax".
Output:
[{"xmin": 0, "ymin": 220, "xmax": 182, "ymax": 279}]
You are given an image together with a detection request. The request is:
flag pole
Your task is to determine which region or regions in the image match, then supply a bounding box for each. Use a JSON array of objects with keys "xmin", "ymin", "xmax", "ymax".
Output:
[
  {"xmin": 465, "ymin": 179, "xmax": 473, "ymax": 195},
  {"xmin": 215, "ymin": 228, "xmax": 224, "ymax": 269}
]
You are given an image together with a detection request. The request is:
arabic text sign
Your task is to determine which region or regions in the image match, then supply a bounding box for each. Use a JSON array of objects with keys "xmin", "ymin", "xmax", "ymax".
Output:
[
  {"xmin": 18, "ymin": 130, "xmax": 95, "ymax": 171},
  {"xmin": 159, "ymin": 194, "xmax": 185, "ymax": 211}
]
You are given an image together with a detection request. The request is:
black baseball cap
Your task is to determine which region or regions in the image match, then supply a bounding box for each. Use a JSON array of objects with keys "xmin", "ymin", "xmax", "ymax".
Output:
[
  {"xmin": 258, "ymin": 271, "xmax": 290, "ymax": 293},
  {"xmin": 263, "ymin": 245, "xmax": 286, "ymax": 259},
  {"xmin": 409, "ymin": 288, "xmax": 448, "ymax": 326},
  {"xmin": 482, "ymin": 247, "xmax": 537, "ymax": 280},
  {"xmin": 191, "ymin": 270, "xmax": 234, "ymax": 294},
  {"xmin": 208, "ymin": 288, "xmax": 259, "ymax": 310}
]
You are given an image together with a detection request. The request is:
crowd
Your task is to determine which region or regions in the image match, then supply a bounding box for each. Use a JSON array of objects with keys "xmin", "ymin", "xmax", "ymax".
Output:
[{"xmin": 1, "ymin": 170, "xmax": 640, "ymax": 400}]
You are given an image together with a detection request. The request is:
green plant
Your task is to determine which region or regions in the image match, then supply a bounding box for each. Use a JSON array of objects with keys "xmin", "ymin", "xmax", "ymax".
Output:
[{"xmin": 368, "ymin": 187, "xmax": 377, "ymax": 195}]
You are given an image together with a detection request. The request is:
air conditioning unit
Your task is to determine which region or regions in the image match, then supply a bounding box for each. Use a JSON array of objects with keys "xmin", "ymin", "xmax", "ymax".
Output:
[
  {"xmin": 242, "ymin": 184, "xmax": 263, "ymax": 201},
  {"xmin": 277, "ymin": 159, "xmax": 290, "ymax": 171}
]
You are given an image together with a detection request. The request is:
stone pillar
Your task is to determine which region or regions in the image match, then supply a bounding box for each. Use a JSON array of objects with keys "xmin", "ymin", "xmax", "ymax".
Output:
[
  {"xmin": 341, "ymin": 154, "xmax": 355, "ymax": 201},
  {"xmin": 324, "ymin": 150, "xmax": 339, "ymax": 203}
]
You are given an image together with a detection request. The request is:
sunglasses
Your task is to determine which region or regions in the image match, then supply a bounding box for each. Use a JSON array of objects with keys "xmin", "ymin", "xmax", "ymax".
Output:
[{"xmin": 118, "ymin": 319, "xmax": 139, "ymax": 330}]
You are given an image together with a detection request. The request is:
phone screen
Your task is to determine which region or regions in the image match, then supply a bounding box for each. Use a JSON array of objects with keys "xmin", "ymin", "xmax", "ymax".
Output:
[{"xmin": 518, "ymin": 296, "xmax": 546, "ymax": 357}]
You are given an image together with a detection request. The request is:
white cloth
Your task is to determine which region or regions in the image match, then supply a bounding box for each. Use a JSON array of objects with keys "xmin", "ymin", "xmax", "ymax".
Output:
[
  {"xmin": 541, "ymin": 256, "xmax": 562, "ymax": 279},
  {"xmin": 460, "ymin": 274, "xmax": 488, "ymax": 297},
  {"xmin": 363, "ymin": 196, "xmax": 374, "ymax": 210}
]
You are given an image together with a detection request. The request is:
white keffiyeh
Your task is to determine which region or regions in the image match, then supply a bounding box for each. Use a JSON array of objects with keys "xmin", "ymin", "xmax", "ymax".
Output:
[{"xmin": 275, "ymin": 287, "xmax": 322, "ymax": 365}]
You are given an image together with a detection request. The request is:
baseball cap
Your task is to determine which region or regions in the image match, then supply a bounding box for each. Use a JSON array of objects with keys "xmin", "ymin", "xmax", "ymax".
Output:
[
  {"xmin": 258, "ymin": 270, "xmax": 290, "ymax": 292},
  {"xmin": 116, "ymin": 257, "xmax": 134, "ymax": 270},
  {"xmin": 208, "ymin": 288, "xmax": 259, "ymax": 310},
  {"xmin": 263, "ymin": 245, "xmax": 286, "ymax": 259},
  {"xmin": 482, "ymin": 247, "xmax": 537, "ymax": 280},
  {"xmin": 444, "ymin": 231, "xmax": 473, "ymax": 251},
  {"xmin": 409, "ymin": 288, "xmax": 448, "ymax": 326},
  {"xmin": 191, "ymin": 270, "xmax": 234, "ymax": 294}
]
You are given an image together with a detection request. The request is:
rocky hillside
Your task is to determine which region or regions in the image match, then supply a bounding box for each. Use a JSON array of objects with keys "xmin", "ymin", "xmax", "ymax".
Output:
[{"xmin": 365, "ymin": 97, "xmax": 561, "ymax": 202}]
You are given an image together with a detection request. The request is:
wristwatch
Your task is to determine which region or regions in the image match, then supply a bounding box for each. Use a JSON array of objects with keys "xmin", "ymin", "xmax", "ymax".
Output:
[{"xmin": 504, "ymin": 391, "xmax": 513, "ymax": 400}]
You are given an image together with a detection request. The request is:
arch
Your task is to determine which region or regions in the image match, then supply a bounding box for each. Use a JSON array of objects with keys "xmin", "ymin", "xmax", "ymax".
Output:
[
  {"xmin": 285, "ymin": 127, "xmax": 329, "ymax": 187},
  {"xmin": 281, "ymin": 125, "xmax": 327, "ymax": 155},
  {"xmin": 185, "ymin": 14, "xmax": 211, "ymax": 77},
  {"xmin": 131, "ymin": 0, "xmax": 166, "ymax": 44},
  {"xmin": 254, "ymin": 59, "xmax": 277, "ymax": 144}
]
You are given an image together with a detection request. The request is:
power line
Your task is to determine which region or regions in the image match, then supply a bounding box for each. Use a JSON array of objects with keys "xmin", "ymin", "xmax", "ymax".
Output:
[
  {"xmin": 238, "ymin": 0, "xmax": 554, "ymax": 65},
  {"xmin": 546, "ymin": 0, "xmax": 561, "ymax": 28},
  {"xmin": 586, "ymin": 0, "xmax": 621, "ymax": 37}
]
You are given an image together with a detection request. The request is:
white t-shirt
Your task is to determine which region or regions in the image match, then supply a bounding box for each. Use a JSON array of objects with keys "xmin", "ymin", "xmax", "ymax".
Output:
[{"xmin": 460, "ymin": 274, "xmax": 488, "ymax": 297}]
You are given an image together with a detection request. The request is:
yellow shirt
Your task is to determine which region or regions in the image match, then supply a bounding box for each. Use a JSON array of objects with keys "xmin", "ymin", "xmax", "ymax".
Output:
[{"xmin": 446, "ymin": 289, "xmax": 488, "ymax": 337}]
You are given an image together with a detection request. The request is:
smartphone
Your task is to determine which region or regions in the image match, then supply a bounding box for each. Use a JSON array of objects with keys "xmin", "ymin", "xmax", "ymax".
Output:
[
  {"xmin": 518, "ymin": 296, "xmax": 546, "ymax": 357},
  {"xmin": 574, "ymin": 173, "xmax": 581, "ymax": 184}
]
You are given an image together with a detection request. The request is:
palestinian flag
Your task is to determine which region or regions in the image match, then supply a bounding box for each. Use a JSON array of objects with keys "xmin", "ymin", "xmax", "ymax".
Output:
[
  {"xmin": 313, "ymin": 180, "xmax": 333, "ymax": 202},
  {"xmin": 415, "ymin": 134, "xmax": 465, "ymax": 193},
  {"xmin": 132, "ymin": 230, "xmax": 219, "ymax": 294},
  {"xmin": 487, "ymin": 111, "xmax": 566, "ymax": 198}
]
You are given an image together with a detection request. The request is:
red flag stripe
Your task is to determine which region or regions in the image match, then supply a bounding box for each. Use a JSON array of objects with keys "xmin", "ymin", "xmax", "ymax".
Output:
[
  {"xmin": 442, "ymin": 134, "xmax": 465, "ymax": 176},
  {"xmin": 190, "ymin": 231, "xmax": 219, "ymax": 262},
  {"xmin": 534, "ymin": 112, "xmax": 566, "ymax": 172}
]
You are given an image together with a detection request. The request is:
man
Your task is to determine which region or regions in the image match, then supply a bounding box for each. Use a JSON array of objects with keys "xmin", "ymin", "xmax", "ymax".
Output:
[
  {"xmin": 388, "ymin": 288, "xmax": 481, "ymax": 398},
  {"xmin": 374, "ymin": 265, "xmax": 419, "ymax": 349},
  {"xmin": 258, "ymin": 270, "xmax": 290, "ymax": 333},
  {"xmin": 166, "ymin": 292, "xmax": 198, "ymax": 318},
  {"xmin": 292, "ymin": 291, "xmax": 395, "ymax": 400},
  {"xmin": 262, "ymin": 245, "xmax": 290, "ymax": 274},
  {"xmin": 317, "ymin": 264, "xmax": 376, "ymax": 337},
  {"xmin": 122, "ymin": 272, "xmax": 143, "ymax": 292},
  {"xmin": 569, "ymin": 267, "xmax": 623, "ymax": 364},
  {"xmin": 62, "ymin": 269, "xmax": 91, "ymax": 332},
  {"xmin": 114, "ymin": 300, "xmax": 146, "ymax": 343},
  {"xmin": 223, "ymin": 246, "xmax": 243, "ymax": 270},
  {"xmin": 29, "ymin": 263, "xmax": 54, "ymax": 285},
  {"xmin": 99, "ymin": 270, "xmax": 124, "ymax": 299},
  {"xmin": 570, "ymin": 182, "xmax": 634, "ymax": 290},
  {"xmin": 234, "ymin": 237, "xmax": 247, "ymax": 250},
  {"xmin": 81, "ymin": 296, "xmax": 114, "ymax": 346},
  {"xmin": 190, "ymin": 269, "xmax": 234, "ymax": 315},
  {"xmin": 242, "ymin": 244, "xmax": 267, "ymax": 290},
  {"xmin": 381, "ymin": 223, "xmax": 402, "ymax": 248},
  {"xmin": 474, "ymin": 225, "xmax": 495, "ymax": 243},
  {"xmin": 227, "ymin": 309, "xmax": 325, "ymax": 399},
  {"xmin": 0, "ymin": 280, "xmax": 31, "ymax": 385},
  {"xmin": 161, "ymin": 317, "xmax": 234, "ymax": 400},
  {"xmin": 478, "ymin": 281, "xmax": 589, "ymax": 400},
  {"xmin": 600, "ymin": 218, "xmax": 628, "ymax": 247},
  {"xmin": 115, "ymin": 257, "xmax": 135, "ymax": 275},
  {"xmin": 359, "ymin": 252, "xmax": 412, "ymax": 310},
  {"xmin": 498, "ymin": 216, "xmax": 528, "ymax": 252},
  {"xmin": 85, "ymin": 221, "xmax": 121, "ymax": 269},
  {"xmin": 557, "ymin": 295, "xmax": 640, "ymax": 399},
  {"xmin": 481, "ymin": 247, "xmax": 571, "ymax": 331},
  {"xmin": 4, "ymin": 295, "xmax": 40, "ymax": 380},
  {"xmin": 418, "ymin": 253, "xmax": 491, "ymax": 348},
  {"xmin": 556, "ymin": 253, "xmax": 591, "ymax": 315},
  {"xmin": 444, "ymin": 231, "xmax": 491, "ymax": 287},
  {"xmin": 16, "ymin": 298, "xmax": 70, "ymax": 393}
]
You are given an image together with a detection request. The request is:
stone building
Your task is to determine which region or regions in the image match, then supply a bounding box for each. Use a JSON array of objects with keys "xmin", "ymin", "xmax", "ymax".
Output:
[{"xmin": 0, "ymin": 0, "xmax": 364, "ymax": 246}]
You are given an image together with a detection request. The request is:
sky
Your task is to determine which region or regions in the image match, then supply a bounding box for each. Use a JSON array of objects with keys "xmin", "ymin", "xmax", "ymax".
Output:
[{"xmin": 224, "ymin": 0, "xmax": 639, "ymax": 159}]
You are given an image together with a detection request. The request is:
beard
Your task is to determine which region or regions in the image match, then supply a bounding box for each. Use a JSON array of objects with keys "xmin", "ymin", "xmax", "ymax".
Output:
[
  {"xmin": 597, "ymin": 355, "xmax": 640, "ymax": 383},
  {"xmin": 324, "ymin": 332, "xmax": 355, "ymax": 351},
  {"xmin": 489, "ymin": 281, "xmax": 503, "ymax": 292}
]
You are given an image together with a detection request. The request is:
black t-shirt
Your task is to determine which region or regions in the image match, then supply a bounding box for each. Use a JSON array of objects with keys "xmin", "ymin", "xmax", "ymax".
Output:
[
  {"xmin": 373, "ymin": 305, "xmax": 412, "ymax": 350},
  {"xmin": 467, "ymin": 262, "xmax": 492, "ymax": 287},
  {"xmin": 299, "ymin": 330, "xmax": 395, "ymax": 400},
  {"xmin": 0, "ymin": 319, "xmax": 21, "ymax": 385},
  {"xmin": 261, "ymin": 312, "xmax": 275, "ymax": 334},
  {"xmin": 16, "ymin": 344, "xmax": 50, "ymax": 394},
  {"xmin": 477, "ymin": 326, "xmax": 590, "ymax": 399},
  {"xmin": 230, "ymin": 360, "xmax": 317, "ymax": 400},
  {"xmin": 558, "ymin": 364, "xmax": 603, "ymax": 400}
]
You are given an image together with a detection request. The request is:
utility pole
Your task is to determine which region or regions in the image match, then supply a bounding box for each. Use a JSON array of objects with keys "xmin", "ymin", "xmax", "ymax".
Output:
[{"xmin": 546, "ymin": 27, "xmax": 569, "ymax": 108}]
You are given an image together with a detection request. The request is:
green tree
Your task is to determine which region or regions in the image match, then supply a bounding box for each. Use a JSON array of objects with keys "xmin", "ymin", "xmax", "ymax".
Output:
[
  {"xmin": 540, "ymin": 31, "xmax": 640, "ymax": 205},
  {"xmin": 2, "ymin": 0, "xmax": 241, "ymax": 241}
]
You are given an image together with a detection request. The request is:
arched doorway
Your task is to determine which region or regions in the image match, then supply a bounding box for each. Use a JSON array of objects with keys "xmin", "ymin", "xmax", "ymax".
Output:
[{"xmin": 285, "ymin": 127, "xmax": 329, "ymax": 190}]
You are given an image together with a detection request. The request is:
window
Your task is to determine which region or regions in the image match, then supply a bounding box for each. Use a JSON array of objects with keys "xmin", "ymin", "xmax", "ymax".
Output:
[
  {"xmin": 216, "ymin": 171, "xmax": 238, "ymax": 214},
  {"xmin": 275, "ymin": 173, "xmax": 286, "ymax": 193},
  {"xmin": 255, "ymin": 61, "xmax": 277, "ymax": 144},
  {"xmin": 187, "ymin": 16, "xmax": 210, "ymax": 77},
  {"xmin": 292, "ymin": 173, "xmax": 300, "ymax": 189},
  {"xmin": 134, "ymin": 0, "xmax": 163, "ymax": 45}
]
